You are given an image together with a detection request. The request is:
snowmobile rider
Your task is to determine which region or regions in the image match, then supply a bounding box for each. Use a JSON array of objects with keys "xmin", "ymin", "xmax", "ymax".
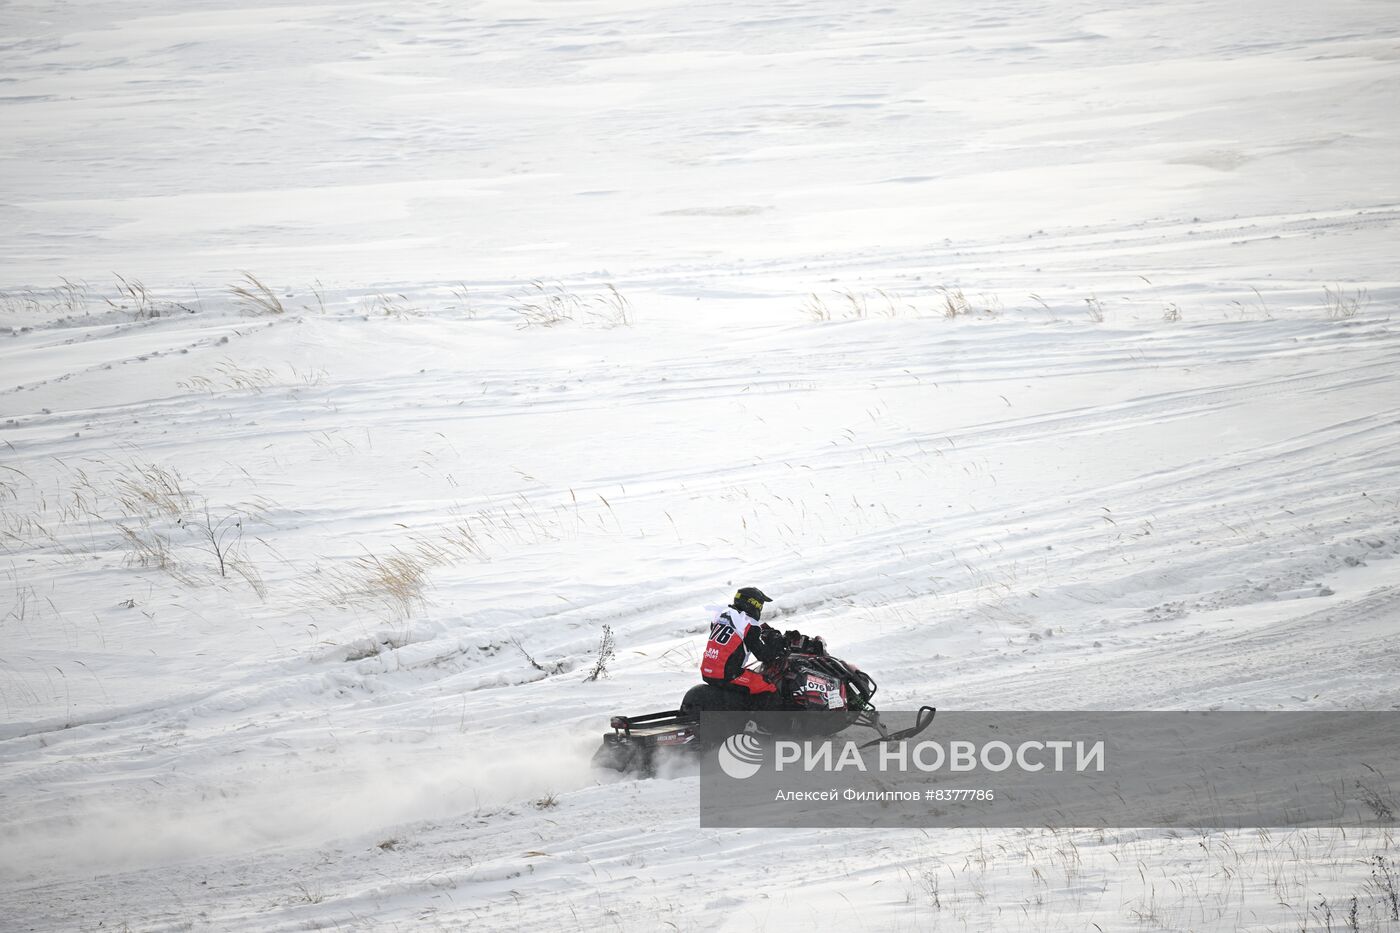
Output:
[{"xmin": 701, "ymin": 587, "xmax": 826, "ymax": 699}]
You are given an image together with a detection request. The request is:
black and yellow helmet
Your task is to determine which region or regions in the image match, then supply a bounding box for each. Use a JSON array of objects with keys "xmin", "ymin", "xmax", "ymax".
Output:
[{"xmin": 732, "ymin": 586, "xmax": 772, "ymax": 620}]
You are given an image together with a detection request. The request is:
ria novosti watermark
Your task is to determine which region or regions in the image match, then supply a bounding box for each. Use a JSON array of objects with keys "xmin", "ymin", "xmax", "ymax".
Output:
[
  {"xmin": 764, "ymin": 735, "xmax": 1105, "ymax": 775},
  {"xmin": 700, "ymin": 711, "xmax": 1400, "ymax": 828}
]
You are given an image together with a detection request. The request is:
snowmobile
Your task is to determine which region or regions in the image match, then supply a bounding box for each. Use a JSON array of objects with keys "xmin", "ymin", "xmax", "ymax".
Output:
[{"xmin": 592, "ymin": 645, "xmax": 936, "ymax": 774}]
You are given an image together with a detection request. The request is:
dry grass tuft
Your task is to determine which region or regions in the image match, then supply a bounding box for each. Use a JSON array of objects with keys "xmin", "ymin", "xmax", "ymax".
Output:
[
  {"xmin": 0, "ymin": 278, "xmax": 93, "ymax": 317},
  {"xmin": 1323, "ymin": 285, "xmax": 1369, "ymax": 320},
  {"xmin": 362, "ymin": 293, "xmax": 420, "ymax": 319},
  {"xmin": 1083, "ymin": 294, "xmax": 1105, "ymax": 323},
  {"xmin": 513, "ymin": 281, "xmax": 585, "ymax": 328},
  {"xmin": 3, "ymin": 456, "xmax": 270, "ymax": 595},
  {"xmin": 803, "ymin": 286, "xmax": 994, "ymax": 321},
  {"xmin": 512, "ymin": 281, "xmax": 633, "ymax": 328},
  {"xmin": 313, "ymin": 548, "xmax": 430, "ymax": 620},
  {"xmin": 802, "ymin": 293, "xmax": 833, "ymax": 321},
  {"xmin": 940, "ymin": 287, "xmax": 974, "ymax": 318},
  {"xmin": 590, "ymin": 284, "xmax": 633, "ymax": 327},
  {"xmin": 106, "ymin": 275, "xmax": 159, "ymax": 319},
  {"xmin": 229, "ymin": 272, "xmax": 285, "ymax": 316},
  {"xmin": 306, "ymin": 519, "xmax": 488, "ymax": 621},
  {"xmin": 112, "ymin": 463, "xmax": 193, "ymax": 520}
]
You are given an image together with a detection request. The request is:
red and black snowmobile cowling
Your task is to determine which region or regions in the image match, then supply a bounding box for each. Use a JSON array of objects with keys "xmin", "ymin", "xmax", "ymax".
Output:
[{"xmin": 591, "ymin": 650, "xmax": 936, "ymax": 775}]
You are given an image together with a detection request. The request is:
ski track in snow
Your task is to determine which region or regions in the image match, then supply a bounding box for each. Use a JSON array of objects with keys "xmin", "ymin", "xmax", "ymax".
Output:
[{"xmin": 3, "ymin": 0, "xmax": 1400, "ymax": 930}]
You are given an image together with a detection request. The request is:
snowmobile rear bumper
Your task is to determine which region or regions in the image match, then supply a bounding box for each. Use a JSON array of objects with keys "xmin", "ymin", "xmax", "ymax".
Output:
[{"xmin": 592, "ymin": 709, "xmax": 700, "ymax": 774}]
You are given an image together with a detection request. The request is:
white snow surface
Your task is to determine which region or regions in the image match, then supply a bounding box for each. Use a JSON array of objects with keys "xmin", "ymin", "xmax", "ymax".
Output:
[{"xmin": 2, "ymin": 0, "xmax": 1400, "ymax": 929}]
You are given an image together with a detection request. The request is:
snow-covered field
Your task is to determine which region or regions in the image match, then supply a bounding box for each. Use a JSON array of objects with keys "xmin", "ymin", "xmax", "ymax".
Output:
[{"xmin": 3, "ymin": 0, "xmax": 1399, "ymax": 929}]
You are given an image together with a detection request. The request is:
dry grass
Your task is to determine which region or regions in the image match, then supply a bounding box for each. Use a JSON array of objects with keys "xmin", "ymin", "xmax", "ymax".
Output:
[
  {"xmin": 307, "ymin": 521, "xmax": 487, "ymax": 620},
  {"xmin": 802, "ymin": 286, "xmax": 994, "ymax": 321},
  {"xmin": 511, "ymin": 281, "xmax": 633, "ymax": 328},
  {"xmin": 1082, "ymin": 294, "xmax": 1105, "ymax": 323},
  {"xmin": 180, "ymin": 360, "xmax": 324, "ymax": 394},
  {"xmin": 101, "ymin": 275, "xmax": 194, "ymax": 319},
  {"xmin": 111, "ymin": 462, "xmax": 193, "ymax": 520},
  {"xmin": 940, "ymin": 287, "xmax": 974, "ymax": 318},
  {"xmin": 873, "ymin": 288, "xmax": 917, "ymax": 318},
  {"xmin": 590, "ymin": 284, "xmax": 633, "ymax": 327},
  {"xmin": 450, "ymin": 283, "xmax": 477, "ymax": 319},
  {"xmin": 841, "ymin": 289, "xmax": 869, "ymax": 320},
  {"xmin": 333, "ymin": 549, "xmax": 429, "ymax": 619},
  {"xmin": 513, "ymin": 281, "xmax": 585, "ymax": 328},
  {"xmin": 1324, "ymin": 285, "xmax": 1369, "ymax": 320},
  {"xmin": 307, "ymin": 280, "xmax": 327, "ymax": 314},
  {"xmin": 179, "ymin": 358, "xmax": 277, "ymax": 392},
  {"xmin": 0, "ymin": 278, "xmax": 92, "ymax": 317},
  {"xmin": 288, "ymin": 363, "xmax": 328, "ymax": 388},
  {"xmin": 0, "ymin": 463, "xmax": 29, "ymax": 506},
  {"xmin": 229, "ymin": 272, "xmax": 285, "ymax": 316},
  {"xmin": 106, "ymin": 275, "xmax": 158, "ymax": 319},
  {"xmin": 510, "ymin": 635, "xmax": 568, "ymax": 676},
  {"xmin": 114, "ymin": 486, "xmax": 268, "ymax": 595},
  {"xmin": 362, "ymin": 292, "xmax": 420, "ymax": 319},
  {"xmin": 299, "ymin": 488, "xmax": 642, "ymax": 622},
  {"xmin": 311, "ymin": 545, "xmax": 442, "ymax": 620},
  {"xmin": 115, "ymin": 519, "xmax": 181, "ymax": 572},
  {"xmin": 802, "ymin": 293, "xmax": 833, "ymax": 322},
  {"xmin": 2, "ymin": 455, "xmax": 271, "ymax": 595},
  {"xmin": 1228, "ymin": 286, "xmax": 1273, "ymax": 321},
  {"xmin": 3, "ymin": 578, "xmax": 38, "ymax": 626}
]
